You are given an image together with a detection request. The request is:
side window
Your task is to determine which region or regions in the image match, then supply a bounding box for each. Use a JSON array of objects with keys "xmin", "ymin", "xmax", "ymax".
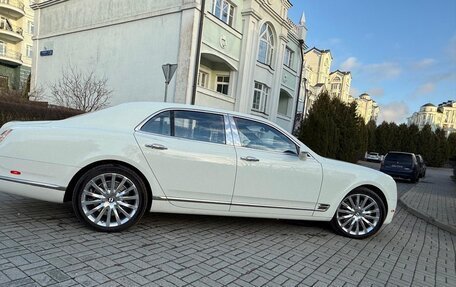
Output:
[
  {"xmin": 174, "ymin": 111, "xmax": 226, "ymax": 144},
  {"xmin": 140, "ymin": 111, "xmax": 171, "ymax": 136},
  {"xmin": 234, "ymin": 117, "xmax": 297, "ymax": 154}
]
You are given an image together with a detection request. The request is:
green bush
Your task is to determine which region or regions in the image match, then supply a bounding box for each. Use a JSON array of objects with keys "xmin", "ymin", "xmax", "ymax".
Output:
[{"xmin": 0, "ymin": 100, "xmax": 82, "ymax": 128}]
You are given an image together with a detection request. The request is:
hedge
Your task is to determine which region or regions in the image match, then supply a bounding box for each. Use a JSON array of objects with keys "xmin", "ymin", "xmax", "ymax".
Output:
[{"xmin": 0, "ymin": 100, "xmax": 82, "ymax": 128}]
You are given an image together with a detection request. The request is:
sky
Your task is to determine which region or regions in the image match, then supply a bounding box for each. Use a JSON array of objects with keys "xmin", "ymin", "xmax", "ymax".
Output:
[{"xmin": 288, "ymin": 0, "xmax": 456, "ymax": 124}]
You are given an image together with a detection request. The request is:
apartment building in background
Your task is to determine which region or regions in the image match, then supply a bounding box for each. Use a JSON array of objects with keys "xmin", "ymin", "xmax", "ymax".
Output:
[
  {"xmin": 31, "ymin": 0, "xmax": 307, "ymax": 132},
  {"xmin": 407, "ymin": 101, "xmax": 456, "ymax": 136},
  {"xmin": 329, "ymin": 70, "xmax": 351, "ymax": 103},
  {"xmin": 302, "ymin": 47, "xmax": 332, "ymax": 114},
  {"xmin": 0, "ymin": 0, "xmax": 34, "ymax": 90},
  {"xmin": 302, "ymin": 47, "xmax": 381, "ymax": 124},
  {"xmin": 355, "ymin": 93, "xmax": 379, "ymax": 124}
]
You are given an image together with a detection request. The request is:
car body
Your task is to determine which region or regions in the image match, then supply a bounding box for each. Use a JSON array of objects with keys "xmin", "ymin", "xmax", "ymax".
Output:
[
  {"xmin": 0, "ymin": 102, "xmax": 397, "ymax": 238},
  {"xmin": 416, "ymin": 154, "xmax": 426, "ymax": 178},
  {"xmin": 380, "ymin": 152, "xmax": 419, "ymax": 182},
  {"xmin": 365, "ymin": 152, "xmax": 382, "ymax": 162}
]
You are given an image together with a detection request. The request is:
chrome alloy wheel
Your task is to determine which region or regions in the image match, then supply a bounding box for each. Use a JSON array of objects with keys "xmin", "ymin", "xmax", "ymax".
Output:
[
  {"xmin": 81, "ymin": 173, "xmax": 139, "ymax": 228},
  {"xmin": 336, "ymin": 194, "xmax": 381, "ymax": 236}
]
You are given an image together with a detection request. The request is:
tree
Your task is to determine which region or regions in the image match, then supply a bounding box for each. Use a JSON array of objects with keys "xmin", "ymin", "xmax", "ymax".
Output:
[
  {"xmin": 50, "ymin": 65, "xmax": 112, "ymax": 112},
  {"xmin": 448, "ymin": 133, "xmax": 456, "ymax": 161},
  {"xmin": 366, "ymin": 120, "xmax": 377, "ymax": 152},
  {"xmin": 298, "ymin": 93, "xmax": 364, "ymax": 163}
]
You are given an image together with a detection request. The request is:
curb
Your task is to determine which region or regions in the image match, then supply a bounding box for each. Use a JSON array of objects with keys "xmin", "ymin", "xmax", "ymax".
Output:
[{"xmin": 398, "ymin": 194, "xmax": 456, "ymax": 235}]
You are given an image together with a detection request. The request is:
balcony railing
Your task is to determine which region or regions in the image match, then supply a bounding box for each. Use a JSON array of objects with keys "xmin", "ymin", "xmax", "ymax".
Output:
[
  {"xmin": 0, "ymin": 0, "xmax": 25, "ymax": 11},
  {"xmin": 0, "ymin": 21, "xmax": 22, "ymax": 35},
  {"xmin": 0, "ymin": 47, "xmax": 22, "ymax": 62}
]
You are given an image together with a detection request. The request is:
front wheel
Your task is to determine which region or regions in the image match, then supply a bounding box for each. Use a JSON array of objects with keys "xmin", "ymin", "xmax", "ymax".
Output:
[
  {"xmin": 330, "ymin": 188, "xmax": 385, "ymax": 239},
  {"xmin": 72, "ymin": 164, "xmax": 149, "ymax": 232}
]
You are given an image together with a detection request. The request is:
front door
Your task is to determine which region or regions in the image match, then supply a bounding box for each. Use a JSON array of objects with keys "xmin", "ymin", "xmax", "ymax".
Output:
[{"xmin": 230, "ymin": 117, "xmax": 323, "ymax": 216}]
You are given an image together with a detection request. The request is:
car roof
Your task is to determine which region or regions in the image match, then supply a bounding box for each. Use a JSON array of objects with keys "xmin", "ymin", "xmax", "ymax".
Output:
[
  {"xmin": 386, "ymin": 151, "xmax": 415, "ymax": 156},
  {"xmin": 58, "ymin": 102, "xmax": 281, "ymax": 131}
]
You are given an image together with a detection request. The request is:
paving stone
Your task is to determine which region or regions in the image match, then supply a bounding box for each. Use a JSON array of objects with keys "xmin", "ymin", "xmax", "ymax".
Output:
[{"xmin": 0, "ymin": 167, "xmax": 454, "ymax": 287}]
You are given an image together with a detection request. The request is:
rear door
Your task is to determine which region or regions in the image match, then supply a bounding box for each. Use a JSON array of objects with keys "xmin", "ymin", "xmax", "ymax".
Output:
[{"xmin": 134, "ymin": 109, "xmax": 237, "ymax": 210}]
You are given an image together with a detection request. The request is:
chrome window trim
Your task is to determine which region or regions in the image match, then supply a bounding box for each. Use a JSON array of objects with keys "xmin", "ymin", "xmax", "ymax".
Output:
[
  {"xmin": 153, "ymin": 196, "xmax": 322, "ymax": 212},
  {"xmin": 223, "ymin": 114, "xmax": 234, "ymax": 146},
  {"xmin": 227, "ymin": 115, "xmax": 241, "ymax": 146},
  {"xmin": 0, "ymin": 175, "xmax": 66, "ymax": 191},
  {"xmin": 229, "ymin": 115, "xmax": 301, "ymax": 156},
  {"xmin": 135, "ymin": 108, "xmax": 232, "ymax": 146}
]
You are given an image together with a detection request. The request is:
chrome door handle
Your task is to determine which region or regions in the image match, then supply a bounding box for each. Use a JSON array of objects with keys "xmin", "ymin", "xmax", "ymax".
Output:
[
  {"xmin": 241, "ymin": 156, "xmax": 260, "ymax": 162},
  {"xmin": 145, "ymin": 143, "xmax": 168, "ymax": 150}
]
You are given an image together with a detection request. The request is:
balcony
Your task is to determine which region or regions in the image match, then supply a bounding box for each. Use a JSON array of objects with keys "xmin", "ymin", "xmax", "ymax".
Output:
[
  {"xmin": 0, "ymin": 0, "xmax": 26, "ymax": 20},
  {"xmin": 0, "ymin": 22, "xmax": 23, "ymax": 43},
  {"xmin": 0, "ymin": 47, "xmax": 22, "ymax": 66}
]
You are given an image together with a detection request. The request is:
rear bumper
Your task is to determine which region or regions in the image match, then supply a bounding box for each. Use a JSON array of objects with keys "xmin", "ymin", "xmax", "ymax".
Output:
[
  {"xmin": 0, "ymin": 175, "xmax": 65, "ymax": 203},
  {"xmin": 380, "ymin": 168, "xmax": 415, "ymax": 179}
]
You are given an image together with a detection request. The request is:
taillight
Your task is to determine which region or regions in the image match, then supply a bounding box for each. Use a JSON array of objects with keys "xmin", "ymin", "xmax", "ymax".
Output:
[{"xmin": 0, "ymin": 129, "xmax": 12, "ymax": 143}]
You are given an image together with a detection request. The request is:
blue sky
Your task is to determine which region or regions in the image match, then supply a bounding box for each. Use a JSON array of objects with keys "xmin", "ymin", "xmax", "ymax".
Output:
[{"xmin": 288, "ymin": 0, "xmax": 456, "ymax": 124}]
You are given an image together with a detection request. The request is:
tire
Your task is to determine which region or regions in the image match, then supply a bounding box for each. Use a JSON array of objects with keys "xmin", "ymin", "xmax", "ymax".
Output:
[
  {"xmin": 72, "ymin": 164, "xmax": 149, "ymax": 232},
  {"xmin": 411, "ymin": 173, "xmax": 419, "ymax": 183},
  {"xmin": 330, "ymin": 188, "xmax": 385, "ymax": 239}
]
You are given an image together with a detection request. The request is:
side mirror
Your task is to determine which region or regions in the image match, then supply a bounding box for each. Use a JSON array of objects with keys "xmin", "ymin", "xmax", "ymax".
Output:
[{"xmin": 299, "ymin": 151, "xmax": 309, "ymax": 161}]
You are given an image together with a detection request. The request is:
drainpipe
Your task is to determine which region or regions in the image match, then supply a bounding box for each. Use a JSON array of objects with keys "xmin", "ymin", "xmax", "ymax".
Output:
[
  {"xmin": 191, "ymin": 0, "xmax": 206, "ymax": 105},
  {"xmin": 292, "ymin": 39, "xmax": 305, "ymax": 134}
]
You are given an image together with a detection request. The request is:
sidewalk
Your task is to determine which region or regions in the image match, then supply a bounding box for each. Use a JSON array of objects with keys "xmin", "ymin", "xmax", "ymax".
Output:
[{"xmin": 399, "ymin": 167, "xmax": 456, "ymax": 234}]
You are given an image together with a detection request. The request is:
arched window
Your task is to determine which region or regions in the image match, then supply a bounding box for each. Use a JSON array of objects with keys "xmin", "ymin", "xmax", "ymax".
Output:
[{"xmin": 257, "ymin": 23, "xmax": 274, "ymax": 66}]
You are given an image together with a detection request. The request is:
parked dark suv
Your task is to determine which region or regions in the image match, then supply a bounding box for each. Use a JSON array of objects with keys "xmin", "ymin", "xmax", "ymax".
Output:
[{"xmin": 380, "ymin": 152, "xmax": 420, "ymax": 182}]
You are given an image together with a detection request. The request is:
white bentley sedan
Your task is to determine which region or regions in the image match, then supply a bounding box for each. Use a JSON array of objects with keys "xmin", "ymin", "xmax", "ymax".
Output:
[{"xmin": 0, "ymin": 102, "xmax": 397, "ymax": 239}]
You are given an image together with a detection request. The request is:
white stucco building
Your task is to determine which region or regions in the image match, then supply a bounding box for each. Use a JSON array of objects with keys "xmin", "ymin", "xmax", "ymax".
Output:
[
  {"xmin": 31, "ymin": 0, "xmax": 307, "ymax": 132},
  {"xmin": 407, "ymin": 101, "xmax": 456, "ymax": 136},
  {"xmin": 355, "ymin": 93, "xmax": 379, "ymax": 124}
]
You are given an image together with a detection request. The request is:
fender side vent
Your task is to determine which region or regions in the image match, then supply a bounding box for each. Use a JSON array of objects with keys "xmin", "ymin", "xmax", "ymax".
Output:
[{"xmin": 316, "ymin": 204, "xmax": 330, "ymax": 211}]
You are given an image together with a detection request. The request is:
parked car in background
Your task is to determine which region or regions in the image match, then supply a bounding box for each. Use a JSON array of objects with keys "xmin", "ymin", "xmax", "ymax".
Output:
[
  {"xmin": 366, "ymin": 152, "xmax": 382, "ymax": 162},
  {"xmin": 0, "ymin": 102, "xmax": 397, "ymax": 239},
  {"xmin": 416, "ymin": 154, "xmax": 426, "ymax": 178},
  {"xmin": 380, "ymin": 152, "xmax": 420, "ymax": 183}
]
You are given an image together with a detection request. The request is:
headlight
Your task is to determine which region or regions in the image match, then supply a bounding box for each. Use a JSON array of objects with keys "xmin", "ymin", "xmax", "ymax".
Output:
[{"xmin": 0, "ymin": 129, "xmax": 12, "ymax": 143}]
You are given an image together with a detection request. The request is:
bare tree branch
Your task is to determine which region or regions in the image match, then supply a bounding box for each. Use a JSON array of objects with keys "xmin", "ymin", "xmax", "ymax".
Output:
[{"xmin": 49, "ymin": 64, "xmax": 112, "ymax": 112}]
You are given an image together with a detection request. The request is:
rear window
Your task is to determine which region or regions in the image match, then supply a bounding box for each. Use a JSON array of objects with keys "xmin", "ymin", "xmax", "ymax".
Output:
[{"xmin": 385, "ymin": 153, "xmax": 413, "ymax": 164}]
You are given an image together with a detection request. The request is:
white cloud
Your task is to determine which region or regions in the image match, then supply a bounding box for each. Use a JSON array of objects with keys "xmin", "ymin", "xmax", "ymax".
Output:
[
  {"xmin": 412, "ymin": 58, "xmax": 436, "ymax": 69},
  {"xmin": 340, "ymin": 57, "xmax": 361, "ymax": 71},
  {"xmin": 416, "ymin": 82, "xmax": 435, "ymax": 95},
  {"xmin": 377, "ymin": 101, "xmax": 410, "ymax": 124},
  {"xmin": 364, "ymin": 62, "xmax": 401, "ymax": 80},
  {"xmin": 328, "ymin": 37, "xmax": 342, "ymax": 45},
  {"xmin": 366, "ymin": 87, "xmax": 385, "ymax": 97},
  {"xmin": 340, "ymin": 58, "xmax": 401, "ymax": 81},
  {"xmin": 350, "ymin": 87, "xmax": 360, "ymax": 96}
]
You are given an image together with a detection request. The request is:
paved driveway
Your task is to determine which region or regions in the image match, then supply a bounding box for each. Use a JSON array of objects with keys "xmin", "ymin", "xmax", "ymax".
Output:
[{"xmin": 0, "ymin": 166, "xmax": 455, "ymax": 286}]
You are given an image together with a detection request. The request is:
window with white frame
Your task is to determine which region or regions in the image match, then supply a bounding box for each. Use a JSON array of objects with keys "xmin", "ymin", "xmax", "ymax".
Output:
[
  {"xmin": 216, "ymin": 75, "xmax": 229, "ymax": 95},
  {"xmin": 27, "ymin": 21, "xmax": 34, "ymax": 34},
  {"xmin": 197, "ymin": 70, "xmax": 209, "ymax": 88},
  {"xmin": 252, "ymin": 82, "xmax": 269, "ymax": 113},
  {"xmin": 257, "ymin": 23, "xmax": 274, "ymax": 66},
  {"xmin": 212, "ymin": 0, "xmax": 235, "ymax": 26},
  {"xmin": 284, "ymin": 47, "xmax": 293, "ymax": 68},
  {"xmin": 26, "ymin": 45, "xmax": 32, "ymax": 58}
]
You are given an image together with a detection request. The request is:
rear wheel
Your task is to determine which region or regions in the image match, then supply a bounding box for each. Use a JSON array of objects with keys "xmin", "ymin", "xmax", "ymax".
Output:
[
  {"xmin": 72, "ymin": 164, "xmax": 148, "ymax": 232},
  {"xmin": 330, "ymin": 188, "xmax": 385, "ymax": 239}
]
